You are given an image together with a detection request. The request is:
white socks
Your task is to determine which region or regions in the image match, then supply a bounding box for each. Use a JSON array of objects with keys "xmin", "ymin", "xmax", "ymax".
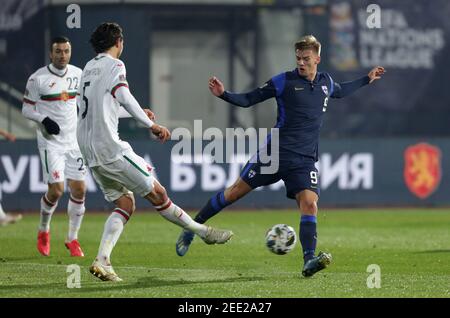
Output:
[
  {"xmin": 154, "ymin": 200, "xmax": 207, "ymax": 237},
  {"xmin": 97, "ymin": 209, "xmax": 128, "ymax": 265},
  {"xmin": 39, "ymin": 194, "xmax": 85, "ymax": 240},
  {"xmin": 67, "ymin": 196, "xmax": 85, "ymax": 242},
  {"xmin": 96, "ymin": 201, "xmax": 207, "ymax": 265},
  {"xmin": 39, "ymin": 194, "xmax": 58, "ymax": 232}
]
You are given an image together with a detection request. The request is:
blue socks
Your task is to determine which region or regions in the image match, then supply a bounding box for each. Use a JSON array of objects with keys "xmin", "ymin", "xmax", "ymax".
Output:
[
  {"xmin": 194, "ymin": 191, "xmax": 231, "ymax": 224},
  {"xmin": 300, "ymin": 215, "xmax": 317, "ymax": 264}
]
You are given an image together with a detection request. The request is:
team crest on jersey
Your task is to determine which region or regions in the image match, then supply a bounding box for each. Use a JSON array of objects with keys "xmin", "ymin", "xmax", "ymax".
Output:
[
  {"xmin": 52, "ymin": 170, "xmax": 61, "ymax": 180},
  {"xmin": 404, "ymin": 143, "xmax": 441, "ymax": 199},
  {"xmin": 61, "ymin": 91, "xmax": 69, "ymax": 102},
  {"xmin": 321, "ymin": 85, "xmax": 328, "ymax": 95},
  {"xmin": 248, "ymin": 169, "xmax": 256, "ymax": 179}
]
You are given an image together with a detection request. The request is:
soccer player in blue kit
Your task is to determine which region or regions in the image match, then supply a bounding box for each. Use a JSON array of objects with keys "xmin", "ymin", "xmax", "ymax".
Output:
[{"xmin": 176, "ymin": 35, "xmax": 385, "ymax": 277}]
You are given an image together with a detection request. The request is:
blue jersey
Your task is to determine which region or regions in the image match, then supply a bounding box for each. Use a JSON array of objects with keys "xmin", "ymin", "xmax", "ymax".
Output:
[{"xmin": 220, "ymin": 68, "xmax": 370, "ymax": 161}]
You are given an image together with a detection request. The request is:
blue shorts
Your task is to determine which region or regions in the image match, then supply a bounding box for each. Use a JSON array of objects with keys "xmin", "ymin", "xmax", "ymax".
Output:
[{"xmin": 240, "ymin": 155, "xmax": 319, "ymax": 199}]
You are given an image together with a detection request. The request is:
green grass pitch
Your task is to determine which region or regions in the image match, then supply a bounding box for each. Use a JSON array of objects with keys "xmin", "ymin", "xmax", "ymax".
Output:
[{"xmin": 0, "ymin": 209, "xmax": 449, "ymax": 298}]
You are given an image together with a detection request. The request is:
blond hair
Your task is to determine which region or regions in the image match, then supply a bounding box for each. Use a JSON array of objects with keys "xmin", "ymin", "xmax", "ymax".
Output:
[{"xmin": 295, "ymin": 35, "xmax": 321, "ymax": 56}]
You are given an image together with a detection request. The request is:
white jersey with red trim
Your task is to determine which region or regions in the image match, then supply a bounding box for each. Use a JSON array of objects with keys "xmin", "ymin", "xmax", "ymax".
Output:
[
  {"xmin": 76, "ymin": 53, "xmax": 131, "ymax": 167},
  {"xmin": 23, "ymin": 64, "xmax": 82, "ymax": 150}
]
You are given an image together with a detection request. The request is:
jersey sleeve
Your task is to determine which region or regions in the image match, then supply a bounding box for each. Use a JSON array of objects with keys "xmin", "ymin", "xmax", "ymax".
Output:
[
  {"xmin": 219, "ymin": 74, "xmax": 281, "ymax": 108},
  {"xmin": 328, "ymin": 73, "xmax": 370, "ymax": 99},
  {"xmin": 109, "ymin": 61, "xmax": 129, "ymax": 98},
  {"xmin": 114, "ymin": 85, "xmax": 154, "ymax": 128},
  {"xmin": 22, "ymin": 75, "xmax": 46, "ymax": 123},
  {"xmin": 23, "ymin": 76, "xmax": 40, "ymax": 106}
]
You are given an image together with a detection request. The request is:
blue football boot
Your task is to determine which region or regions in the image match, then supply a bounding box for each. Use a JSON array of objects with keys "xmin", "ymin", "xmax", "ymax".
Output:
[
  {"xmin": 176, "ymin": 229, "xmax": 195, "ymax": 256},
  {"xmin": 302, "ymin": 251, "xmax": 332, "ymax": 277}
]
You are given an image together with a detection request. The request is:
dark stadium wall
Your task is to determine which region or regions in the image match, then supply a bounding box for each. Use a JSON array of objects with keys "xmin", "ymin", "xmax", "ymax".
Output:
[{"xmin": 0, "ymin": 7, "xmax": 46, "ymax": 97}]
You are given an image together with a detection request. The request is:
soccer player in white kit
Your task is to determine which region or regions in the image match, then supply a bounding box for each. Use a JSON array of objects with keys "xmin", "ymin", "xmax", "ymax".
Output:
[
  {"xmin": 78, "ymin": 22, "xmax": 233, "ymax": 282},
  {"xmin": 22, "ymin": 37, "xmax": 87, "ymax": 257}
]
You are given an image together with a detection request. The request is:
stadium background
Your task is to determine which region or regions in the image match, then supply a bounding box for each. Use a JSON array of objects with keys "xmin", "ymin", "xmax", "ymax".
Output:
[{"xmin": 1, "ymin": 0, "xmax": 449, "ymax": 211}]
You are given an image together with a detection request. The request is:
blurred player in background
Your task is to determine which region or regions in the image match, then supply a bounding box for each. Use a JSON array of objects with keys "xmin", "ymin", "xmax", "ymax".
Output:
[
  {"xmin": 78, "ymin": 22, "xmax": 233, "ymax": 282},
  {"xmin": 176, "ymin": 35, "xmax": 385, "ymax": 278},
  {"xmin": 0, "ymin": 129, "xmax": 22, "ymax": 226},
  {"xmin": 22, "ymin": 37, "xmax": 87, "ymax": 257},
  {"xmin": 0, "ymin": 129, "xmax": 16, "ymax": 143}
]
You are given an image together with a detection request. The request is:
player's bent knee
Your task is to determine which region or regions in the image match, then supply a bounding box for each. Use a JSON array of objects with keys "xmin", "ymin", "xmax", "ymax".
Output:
[
  {"xmin": 145, "ymin": 187, "xmax": 169, "ymax": 207},
  {"xmin": 115, "ymin": 194, "xmax": 135, "ymax": 217},
  {"xmin": 48, "ymin": 183, "xmax": 64, "ymax": 200},
  {"xmin": 73, "ymin": 184, "xmax": 86, "ymax": 196},
  {"xmin": 70, "ymin": 188, "xmax": 86, "ymax": 200},
  {"xmin": 127, "ymin": 194, "xmax": 136, "ymax": 214},
  {"xmin": 148, "ymin": 191, "xmax": 171, "ymax": 212},
  {"xmin": 157, "ymin": 184, "xmax": 167, "ymax": 197},
  {"xmin": 51, "ymin": 190, "xmax": 63, "ymax": 200},
  {"xmin": 153, "ymin": 195, "xmax": 169, "ymax": 208}
]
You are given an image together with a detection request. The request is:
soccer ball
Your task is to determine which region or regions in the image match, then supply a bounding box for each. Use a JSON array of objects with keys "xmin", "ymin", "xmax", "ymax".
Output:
[{"xmin": 265, "ymin": 224, "xmax": 297, "ymax": 255}]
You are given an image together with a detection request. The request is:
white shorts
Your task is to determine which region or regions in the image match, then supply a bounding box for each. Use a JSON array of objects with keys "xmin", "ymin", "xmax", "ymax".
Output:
[
  {"xmin": 39, "ymin": 148, "xmax": 86, "ymax": 184},
  {"xmin": 90, "ymin": 150, "xmax": 155, "ymax": 203}
]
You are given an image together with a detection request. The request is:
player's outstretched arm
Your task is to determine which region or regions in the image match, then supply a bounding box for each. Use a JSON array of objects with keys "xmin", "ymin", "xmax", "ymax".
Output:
[
  {"xmin": 118, "ymin": 107, "xmax": 156, "ymax": 120},
  {"xmin": 209, "ymin": 76, "xmax": 275, "ymax": 108},
  {"xmin": 331, "ymin": 66, "xmax": 385, "ymax": 99},
  {"xmin": 209, "ymin": 76, "xmax": 225, "ymax": 97},
  {"xmin": 115, "ymin": 86, "xmax": 154, "ymax": 127},
  {"xmin": 114, "ymin": 86, "xmax": 169, "ymax": 143},
  {"xmin": 368, "ymin": 66, "xmax": 386, "ymax": 84},
  {"xmin": 143, "ymin": 109, "xmax": 156, "ymax": 121},
  {"xmin": 150, "ymin": 124, "xmax": 170, "ymax": 143}
]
